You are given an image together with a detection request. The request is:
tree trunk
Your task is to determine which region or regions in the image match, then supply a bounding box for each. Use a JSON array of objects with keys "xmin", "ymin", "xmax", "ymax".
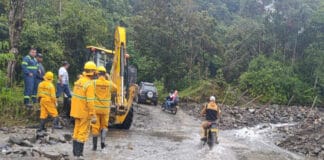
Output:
[{"xmin": 7, "ymin": 0, "xmax": 26, "ymax": 86}]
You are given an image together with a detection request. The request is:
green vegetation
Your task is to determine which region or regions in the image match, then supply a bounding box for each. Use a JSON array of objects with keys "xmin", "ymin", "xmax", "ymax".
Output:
[
  {"xmin": 0, "ymin": 0, "xmax": 323, "ymax": 111},
  {"xmin": 239, "ymin": 55, "xmax": 314, "ymax": 104}
]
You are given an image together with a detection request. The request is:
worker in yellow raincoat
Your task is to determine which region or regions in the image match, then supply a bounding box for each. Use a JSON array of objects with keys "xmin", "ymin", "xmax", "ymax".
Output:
[
  {"xmin": 70, "ymin": 61, "xmax": 97, "ymax": 158},
  {"xmin": 37, "ymin": 71, "xmax": 63, "ymax": 132},
  {"xmin": 92, "ymin": 66, "xmax": 117, "ymax": 151}
]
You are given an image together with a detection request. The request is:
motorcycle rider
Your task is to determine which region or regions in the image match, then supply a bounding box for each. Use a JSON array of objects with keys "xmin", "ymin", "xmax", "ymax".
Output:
[
  {"xmin": 166, "ymin": 90, "xmax": 178, "ymax": 108},
  {"xmin": 200, "ymin": 96, "xmax": 221, "ymax": 143}
]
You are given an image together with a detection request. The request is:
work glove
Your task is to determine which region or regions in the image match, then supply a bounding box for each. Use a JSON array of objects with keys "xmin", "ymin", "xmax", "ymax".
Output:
[{"xmin": 90, "ymin": 115, "xmax": 97, "ymax": 124}]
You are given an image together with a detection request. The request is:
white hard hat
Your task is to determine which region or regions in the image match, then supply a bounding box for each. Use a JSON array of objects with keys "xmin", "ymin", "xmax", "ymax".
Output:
[{"xmin": 210, "ymin": 96, "xmax": 215, "ymax": 101}]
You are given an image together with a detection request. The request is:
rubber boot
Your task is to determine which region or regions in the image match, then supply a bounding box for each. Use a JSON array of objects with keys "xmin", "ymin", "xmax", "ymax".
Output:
[
  {"xmin": 32, "ymin": 97, "xmax": 37, "ymax": 104},
  {"xmin": 79, "ymin": 142, "xmax": 84, "ymax": 158},
  {"xmin": 37, "ymin": 119, "xmax": 46, "ymax": 132},
  {"xmin": 53, "ymin": 117, "xmax": 63, "ymax": 129},
  {"xmin": 75, "ymin": 141, "xmax": 84, "ymax": 160},
  {"xmin": 101, "ymin": 129, "xmax": 107, "ymax": 149},
  {"xmin": 92, "ymin": 137, "xmax": 98, "ymax": 151},
  {"xmin": 72, "ymin": 140, "xmax": 77, "ymax": 156}
]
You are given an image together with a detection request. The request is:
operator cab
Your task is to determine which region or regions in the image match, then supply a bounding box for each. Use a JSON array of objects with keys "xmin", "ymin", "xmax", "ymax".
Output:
[{"xmin": 87, "ymin": 46, "xmax": 114, "ymax": 73}]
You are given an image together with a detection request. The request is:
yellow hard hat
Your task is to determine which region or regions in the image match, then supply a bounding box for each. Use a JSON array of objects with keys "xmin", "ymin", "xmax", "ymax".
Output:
[
  {"xmin": 97, "ymin": 66, "xmax": 106, "ymax": 73},
  {"xmin": 84, "ymin": 61, "xmax": 97, "ymax": 76},
  {"xmin": 84, "ymin": 61, "xmax": 97, "ymax": 70},
  {"xmin": 43, "ymin": 71, "xmax": 54, "ymax": 81}
]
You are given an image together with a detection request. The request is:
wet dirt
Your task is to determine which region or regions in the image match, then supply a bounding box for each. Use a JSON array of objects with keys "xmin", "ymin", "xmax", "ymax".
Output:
[{"xmin": 0, "ymin": 104, "xmax": 319, "ymax": 160}]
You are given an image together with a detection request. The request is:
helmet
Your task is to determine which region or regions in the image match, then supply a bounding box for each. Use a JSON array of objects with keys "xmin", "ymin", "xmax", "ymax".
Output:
[
  {"xmin": 84, "ymin": 61, "xmax": 96, "ymax": 70},
  {"xmin": 44, "ymin": 71, "xmax": 54, "ymax": 81},
  {"xmin": 97, "ymin": 66, "xmax": 106, "ymax": 73},
  {"xmin": 210, "ymin": 96, "xmax": 215, "ymax": 101},
  {"xmin": 84, "ymin": 61, "xmax": 97, "ymax": 76}
]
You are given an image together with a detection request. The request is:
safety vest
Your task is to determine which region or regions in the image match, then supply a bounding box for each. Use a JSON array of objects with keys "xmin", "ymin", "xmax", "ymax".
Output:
[
  {"xmin": 70, "ymin": 76, "xmax": 95, "ymax": 118},
  {"xmin": 37, "ymin": 80, "xmax": 56, "ymax": 103},
  {"xmin": 21, "ymin": 55, "xmax": 38, "ymax": 74},
  {"xmin": 93, "ymin": 76, "xmax": 117, "ymax": 114}
]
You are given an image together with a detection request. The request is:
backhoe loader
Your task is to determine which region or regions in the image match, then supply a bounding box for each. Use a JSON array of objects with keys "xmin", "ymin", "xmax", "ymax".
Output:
[{"xmin": 86, "ymin": 26, "xmax": 137, "ymax": 129}]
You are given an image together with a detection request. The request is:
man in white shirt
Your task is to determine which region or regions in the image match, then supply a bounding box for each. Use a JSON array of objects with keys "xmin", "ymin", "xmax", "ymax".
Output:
[{"xmin": 56, "ymin": 61, "xmax": 72, "ymax": 99}]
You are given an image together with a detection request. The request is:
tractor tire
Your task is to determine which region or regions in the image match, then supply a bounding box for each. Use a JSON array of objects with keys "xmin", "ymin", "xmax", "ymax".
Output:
[{"xmin": 115, "ymin": 107, "xmax": 133, "ymax": 130}]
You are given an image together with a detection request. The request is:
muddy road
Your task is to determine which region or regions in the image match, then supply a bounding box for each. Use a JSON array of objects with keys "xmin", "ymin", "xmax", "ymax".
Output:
[{"xmin": 0, "ymin": 104, "xmax": 318, "ymax": 160}]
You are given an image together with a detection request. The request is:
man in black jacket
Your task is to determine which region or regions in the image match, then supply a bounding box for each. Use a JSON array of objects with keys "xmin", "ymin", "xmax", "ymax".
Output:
[{"xmin": 34, "ymin": 53, "xmax": 45, "ymax": 103}]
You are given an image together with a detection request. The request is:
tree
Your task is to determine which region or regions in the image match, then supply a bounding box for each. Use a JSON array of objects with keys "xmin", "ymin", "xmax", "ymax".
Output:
[{"xmin": 7, "ymin": 0, "xmax": 25, "ymax": 86}]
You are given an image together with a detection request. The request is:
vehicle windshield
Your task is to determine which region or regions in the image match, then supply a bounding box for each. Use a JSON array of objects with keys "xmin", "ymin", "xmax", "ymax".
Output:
[{"xmin": 143, "ymin": 85, "xmax": 156, "ymax": 91}]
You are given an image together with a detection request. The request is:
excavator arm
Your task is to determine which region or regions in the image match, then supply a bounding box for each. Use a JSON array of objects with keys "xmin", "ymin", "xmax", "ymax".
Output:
[{"xmin": 86, "ymin": 26, "xmax": 137, "ymax": 128}]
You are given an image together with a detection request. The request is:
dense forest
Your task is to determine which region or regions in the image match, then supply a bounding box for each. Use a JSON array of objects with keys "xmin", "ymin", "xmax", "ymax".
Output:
[{"xmin": 0, "ymin": 0, "xmax": 323, "ymax": 105}]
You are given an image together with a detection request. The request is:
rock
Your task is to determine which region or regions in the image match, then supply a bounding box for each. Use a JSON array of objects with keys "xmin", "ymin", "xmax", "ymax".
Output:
[
  {"xmin": 31, "ymin": 150, "xmax": 41, "ymax": 157},
  {"xmin": 0, "ymin": 127, "xmax": 9, "ymax": 132},
  {"xmin": 18, "ymin": 149, "xmax": 27, "ymax": 156},
  {"xmin": 127, "ymin": 143, "xmax": 133, "ymax": 150},
  {"xmin": 314, "ymin": 147, "xmax": 321, "ymax": 154},
  {"xmin": 42, "ymin": 150, "xmax": 62, "ymax": 160},
  {"xmin": 63, "ymin": 134, "xmax": 72, "ymax": 141},
  {"xmin": 21, "ymin": 140, "xmax": 33, "ymax": 147},
  {"xmin": 248, "ymin": 108, "xmax": 256, "ymax": 113},
  {"xmin": 49, "ymin": 135, "xmax": 66, "ymax": 143},
  {"xmin": 314, "ymin": 134, "xmax": 322, "ymax": 141},
  {"xmin": 8, "ymin": 136, "xmax": 23, "ymax": 145},
  {"xmin": 321, "ymin": 144, "xmax": 324, "ymax": 150},
  {"xmin": 28, "ymin": 135, "xmax": 37, "ymax": 143},
  {"xmin": 1, "ymin": 145, "xmax": 12, "ymax": 155},
  {"xmin": 319, "ymin": 151, "xmax": 324, "ymax": 158}
]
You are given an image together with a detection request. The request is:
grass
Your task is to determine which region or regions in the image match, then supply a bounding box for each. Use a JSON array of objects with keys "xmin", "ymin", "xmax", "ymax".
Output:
[
  {"xmin": 0, "ymin": 86, "xmax": 38, "ymax": 127},
  {"xmin": 179, "ymin": 79, "xmax": 238, "ymax": 104}
]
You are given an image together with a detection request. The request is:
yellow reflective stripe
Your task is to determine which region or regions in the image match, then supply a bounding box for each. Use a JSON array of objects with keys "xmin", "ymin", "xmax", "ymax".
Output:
[
  {"xmin": 95, "ymin": 98, "xmax": 111, "ymax": 102},
  {"xmin": 38, "ymin": 92, "xmax": 55, "ymax": 98},
  {"xmin": 72, "ymin": 93, "xmax": 87, "ymax": 100},
  {"xmin": 95, "ymin": 105, "xmax": 110, "ymax": 109},
  {"xmin": 27, "ymin": 66, "xmax": 38, "ymax": 70},
  {"xmin": 86, "ymin": 98, "xmax": 95, "ymax": 102},
  {"xmin": 21, "ymin": 62, "xmax": 28, "ymax": 65}
]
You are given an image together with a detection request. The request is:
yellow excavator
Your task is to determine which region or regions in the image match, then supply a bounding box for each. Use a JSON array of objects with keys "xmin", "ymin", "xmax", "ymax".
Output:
[{"xmin": 86, "ymin": 26, "xmax": 137, "ymax": 129}]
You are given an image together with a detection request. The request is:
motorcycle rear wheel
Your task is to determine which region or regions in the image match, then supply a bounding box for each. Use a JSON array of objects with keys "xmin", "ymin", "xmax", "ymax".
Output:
[{"xmin": 207, "ymin": 131, "xmax": 215, "ymax": 149}]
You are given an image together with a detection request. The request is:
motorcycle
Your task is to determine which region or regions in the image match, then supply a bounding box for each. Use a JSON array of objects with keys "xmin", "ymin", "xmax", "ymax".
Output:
[
  {"xmin": 161, "ymin": 102, "xmax": 177, "ymax": 115},
  {"xmin": 201, "ymin": 121, "xmax": 218, "ymax": 149}
]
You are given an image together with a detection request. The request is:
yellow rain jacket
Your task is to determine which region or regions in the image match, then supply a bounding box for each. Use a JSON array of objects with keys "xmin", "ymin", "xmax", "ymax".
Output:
[
  {"xmin": 70, "ymin": 76, "xmax": 95, "ymax": 118},
  {"xmin": 37, "ymin": 80, "xmax": 58, "ymax": 119},
  {"xmin": 92, "ymin": 76, "xmax": 117, "ymax": 136},
  {"xmin": 94, "ymin": 76, "xmax": 117, "ymax": 114},
  {"xmin": 71, "ymin": 76, "xmax": 95, "ymax": 142}
]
